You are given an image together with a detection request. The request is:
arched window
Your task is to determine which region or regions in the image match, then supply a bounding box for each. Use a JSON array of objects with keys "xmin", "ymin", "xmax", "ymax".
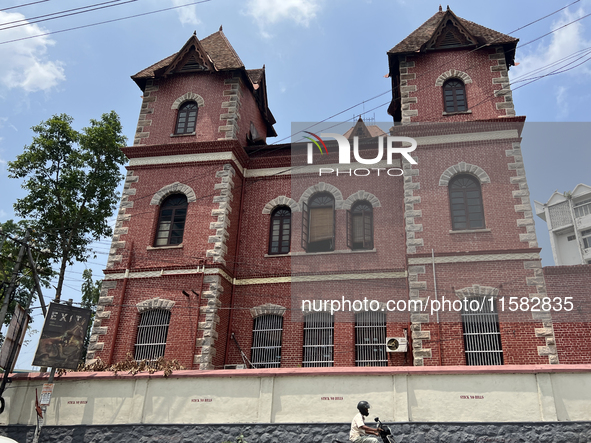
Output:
[
  {"xmin": 302, "ymin": 312, "xmax": 334, "ymax": 367},
  {"xmin": 443, "ymin": 79, "xmax": 467, "ymax": 113},
  {"xmin": 347, "ymin": 201, "xmax": 373, "ymax": 250},
  {"xmin": 155, "ymin": 194, "xmax": 188, "ymax": 246},
  {"xmin": 268, "ymin": 206, "xmax": 291, "ymax": 255},
  {"xmin": 251, "ymin": 314, "xmax": 283, "ymax": 368},
  {"xmin": 302, "ymin": 192, "xmax": 335, "ymax": 253},
  {"xmin": 134, "ymin": 309, "xmax": 171, "ymax": 361},
  {"xmin": 449, "ymin": 175, "xmax": 484, "ymax": 230},
  {"xmin": 175, "ymin": 101, "xmax": 198, "ymax": 134},
  {"xmin": 355, "ymin": 311, "xmax": 387, "ymax": 367}
]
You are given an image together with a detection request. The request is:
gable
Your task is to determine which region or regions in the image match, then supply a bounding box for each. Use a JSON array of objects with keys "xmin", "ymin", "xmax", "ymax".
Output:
[
  {"xmin": 426, "ymin": 16, "xmax": 477, "ymax": 50},
  {"xmin": 162, "ymin": 39, "xmax": 214, "ymax": 76}
]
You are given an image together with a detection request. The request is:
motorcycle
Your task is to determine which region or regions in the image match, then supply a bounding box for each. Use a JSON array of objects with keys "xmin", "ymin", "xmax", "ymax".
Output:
[{"xmin": 332, "ymin": 416, "xmax": 394, "ymax": 443}]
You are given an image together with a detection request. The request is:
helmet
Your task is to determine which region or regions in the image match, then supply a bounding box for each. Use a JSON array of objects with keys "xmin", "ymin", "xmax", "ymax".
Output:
[{"xmin": 357, "ymin": 401, "xmax": 371, "ymax": 416}]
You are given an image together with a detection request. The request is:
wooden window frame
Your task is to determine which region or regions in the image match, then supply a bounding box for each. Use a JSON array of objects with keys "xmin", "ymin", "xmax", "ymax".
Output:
[
  {"xmin": 347, "ymin": 201, "xmax": 374, "ymax": 250},
  {"xmin": 443, "ymin": 79, "xmax": 467, "ymax": 113},
  {"xmin": 302, "ymin": 192, "xmax": 335, "ymax": 253},
  {"xmin": 449, "ymin": 174, "xmax": 485, "ymax": 231},
  {"xmin": 268, "ymin": 206, "xmax": 291, "ymax": 255},
  {"xmin": 154, "ymin": 194, "xmax": 188, "ymax": 246},
  {"xmin": 175, "ymin": 101, "xmax": 198, "ymax": 135}
]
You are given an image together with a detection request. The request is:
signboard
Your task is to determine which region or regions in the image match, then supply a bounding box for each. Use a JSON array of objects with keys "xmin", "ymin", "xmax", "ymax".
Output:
[
  {"xmin": 32, "ymin": 303, "xmax": 91, "ymax": 370},
  {"xmin": 0, "ymin": 304, "xmax": 29, "ymax": 371},
  {"xmin": 39, "ymin": 383, "xmax": 54, "ymax": 407}
]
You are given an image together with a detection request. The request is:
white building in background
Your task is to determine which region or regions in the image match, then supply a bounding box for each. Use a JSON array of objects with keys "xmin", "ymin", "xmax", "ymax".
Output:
[{"xmin": 535, "ymin": 184, "xmax": 591, "ymax": 265}]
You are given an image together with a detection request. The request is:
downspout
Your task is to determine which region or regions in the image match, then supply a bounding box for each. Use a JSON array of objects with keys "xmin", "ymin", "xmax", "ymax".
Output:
[
  {"xmin": 224, "ymin": 169, "xmax": 247, "ymax": 367},
  {"xmin": 107, "ymin": 241, "xmax": 133, "ymax": 365},
  {"xmin": 432, "ymin": 249, "xmax": 442, "ymax": 366}
]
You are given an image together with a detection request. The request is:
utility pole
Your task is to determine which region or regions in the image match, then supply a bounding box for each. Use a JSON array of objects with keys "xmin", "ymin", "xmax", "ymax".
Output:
[{"xmin": 0, "ymin": 229, "xmax": 30, "ymax": 332}]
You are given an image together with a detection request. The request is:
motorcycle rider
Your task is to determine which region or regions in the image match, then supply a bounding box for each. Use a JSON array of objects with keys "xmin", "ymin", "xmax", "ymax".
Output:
[{"xmin": 349, "ymin": 401, "xmax": 382, "ymax": 443}]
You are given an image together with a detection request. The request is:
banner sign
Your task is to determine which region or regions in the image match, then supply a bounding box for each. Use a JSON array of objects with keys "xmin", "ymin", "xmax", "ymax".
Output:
[
  {"xmin": 32, "ymin": 303, "xmax": 91, "ymax": 370},
  {"xmin": 0, "ymin": 304, "xmax": 29, "ymax": 371}
]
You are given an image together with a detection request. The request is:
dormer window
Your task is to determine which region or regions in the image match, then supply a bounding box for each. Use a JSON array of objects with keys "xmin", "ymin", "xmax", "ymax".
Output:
[
  {"xmin": 175, "ymin": 101, "xmax": 198, "ymax": 134},
  {"xmin": 443, "ymin": 79, "xmax": 467, "ymax": 113}
]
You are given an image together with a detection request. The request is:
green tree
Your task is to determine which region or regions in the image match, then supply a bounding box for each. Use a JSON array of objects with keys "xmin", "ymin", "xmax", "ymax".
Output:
[
  {"xmin": 80, "ymin": 269, "xmax": 101, "ymax": 363},
  {"xmin": 0, "ymin": 220, "xmax": 53, "ymax": 330},
  {"xmin": 8, "ymin": 112, "xmax": 127, "ymax": 302}
]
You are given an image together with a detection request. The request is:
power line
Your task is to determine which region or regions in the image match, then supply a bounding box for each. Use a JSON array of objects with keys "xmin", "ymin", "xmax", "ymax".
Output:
[
  {"xmin": 0, "ymin": 0, "xmax": 50, "ymax": 12},
  {"xmin": 0, "ymin": 0, "xmax": 214, "ymax": 45},
  {"xmin": 0, "ymin": 0, "xmax": 140, "ymax": 32}
]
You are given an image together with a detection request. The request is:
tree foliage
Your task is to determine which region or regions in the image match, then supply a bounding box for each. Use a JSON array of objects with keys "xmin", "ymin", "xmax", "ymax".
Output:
[
  {"xmin": 0, "ymin": 220, "xmax": 54, "ymax": 329},
  {"xmin": 8, "ymin": 112, "xmax": 127, "ymax": 302}
]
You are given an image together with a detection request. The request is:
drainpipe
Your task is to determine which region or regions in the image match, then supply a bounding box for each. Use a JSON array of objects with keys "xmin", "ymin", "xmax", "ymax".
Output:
[
  {"xmin": 107, "ymin": 241, "xmax": 133, "ymax": 365},
  {"xmin": 432, "ymin": 249, "xmax": 442, "ymax": 366},
  {"xmin": 224, "ymin": 169, "xmax": 247, "ymax": 367},
  {"xmin": 191, "ymin": 259, "xmax": 206, "ymax": 369}
]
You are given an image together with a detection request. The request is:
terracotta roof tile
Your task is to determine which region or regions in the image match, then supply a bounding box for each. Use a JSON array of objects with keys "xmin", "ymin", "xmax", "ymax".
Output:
[
  {"xmin": 132, "ymin": 30, "xmax": 244, "ymax": 81},
  {"xmin": 247, "ymin": 68, "xmax": 264, "ymax": 84},
  {"xmin": 388, "ymin": 10, "xmax": 517, "ymax": 55}
]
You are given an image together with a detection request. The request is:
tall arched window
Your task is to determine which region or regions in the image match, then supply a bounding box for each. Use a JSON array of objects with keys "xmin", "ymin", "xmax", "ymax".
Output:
[
  {"xmin": 443, "ymin": 79, "xmax": 467, "ymax": 113},
  {"xmin": 449, "ymin": 175, "xmax": 484, "ymax": 230},
  {"xmin": 251, "ymin": 314, "xmax": 283, "ymax": 368},
  {"xmin": 302, "ymin": 312, "xmax": 334, "ymax": 367},
  {"xmin": 355, "ymin": 311, "xmax": 387, "ymax": 367},
  {"xmin": 175, "ymin": 101, "xmax": 198, "ymax": 134},
  {"xmin": 302, "ymin": 192, "xmax": 335, "ymax": 253},
  {"xmin": 268, "ymin": 206, "xmax": 291, "ymax": 255},
  {"xmin": 155, "ymin": 194, "xmax": 188, "ymax": 246},
  {"xmin": 134, "ymin": 309, "xmax": 171, "ymax": 361},
  {"xmin": 347, "ymin": 201, "xmax": 374, "ymax": 250}
]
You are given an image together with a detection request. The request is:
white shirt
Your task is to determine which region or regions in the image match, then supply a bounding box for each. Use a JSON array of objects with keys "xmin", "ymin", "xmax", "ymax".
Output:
[{"xmin": 349, "ymin": 412, "xmax": 367, "ymax": 441}]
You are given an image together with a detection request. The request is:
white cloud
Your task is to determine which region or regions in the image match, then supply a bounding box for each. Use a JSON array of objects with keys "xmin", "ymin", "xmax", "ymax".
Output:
[
  {"xmin": 171, "ymin": 0, "xmax": 201, "ymax": 26},
  {"xmin": 0, "ymin": 11, "xmax": 65, "ymax": 93},
  {"xmin": 556, "ymin": 85, "xmax": 569, "ymax": 118},
  {"xmin": 511, "ymin": 8, "xmax": 591, "ymax": 86},
  {"xmin": 0, "ymin": 209, "xmax": 7, "ymax": 219},
  {"xmin": 245, "ymin": 0, "xmax": 320, "ymax": 28}
]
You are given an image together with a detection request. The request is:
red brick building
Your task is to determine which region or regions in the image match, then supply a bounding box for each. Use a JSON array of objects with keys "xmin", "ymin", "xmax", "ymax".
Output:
[{"xmin": 86, "ymin": 8, "xmax": 588, "ymax": 370}]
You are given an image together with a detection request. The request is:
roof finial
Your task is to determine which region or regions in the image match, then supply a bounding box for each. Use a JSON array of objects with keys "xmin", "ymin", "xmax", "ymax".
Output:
[
  {"xmin": 193, "ymin": 30, "xmax": 196, "ymax": 36},
  {"xmin": 219, "ymin": 25, "xmax": 223, "ymax": 31},
  {"xmin": 439, "ymin": 5, "xmax": 442, "ymax": 12},
  {"xmin": 447, "ymin": 5, "xmax": 450, "ymax": 10}
]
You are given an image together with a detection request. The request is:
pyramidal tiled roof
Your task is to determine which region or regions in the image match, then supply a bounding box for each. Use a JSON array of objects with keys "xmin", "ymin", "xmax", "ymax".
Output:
[
  {"xmin": 388, "ymin": 8, "xmax": 518, "ymax": 55},
  {"xmin": 132, "ymin": 30, "xmax": 244, "ymax": 81}
]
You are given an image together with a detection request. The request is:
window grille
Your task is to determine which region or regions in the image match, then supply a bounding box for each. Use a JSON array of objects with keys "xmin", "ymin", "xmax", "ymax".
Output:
[
  {"xmin": 449, "ymin": 175, "xmax": 484, "ymax": 230},
  {"xmin": 134, "ymin": 309, "xmax": 171, "ymax": 361},
  {"xmin": 155, "ymin": 194, "xmax": 188, "ymax": 246},
  {"xmin": 302, "ymin": 193, "xmax": 335, "ymax": 253},
  {"xmin": 175, "ymin": 101, "xmax": 198, "ymax": 134},
  {"xmin": 461, "ymin": 297, "xmax": 503, "ymax": 366},
  {"xmin": 251, "ymin": 314, "xmax": 283, "ymax": 368},
  {"xmin": 269, "ymin": 206, "xmax": 291, "ymax": 254},
  {"xmin": 355, "ymin": 311, "xmax": 387, "ymax": 367},
  {"xmin": 303, "ymin": 312, "xmax": 334, "ymax": 367},
  {"xmin": 347, "ymin": 201, "xmax": 374, "ymax": 250},
  {"xmin": 443, "ymin": 79, "xmax": 467, "ymax": 112},
  {"xmin": 574, "ymin": 200, "xmax": 591, "ymax": 218}
]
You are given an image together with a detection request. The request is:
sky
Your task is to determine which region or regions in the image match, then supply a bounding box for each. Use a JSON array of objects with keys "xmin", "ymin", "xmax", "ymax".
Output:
[{"xmin": 0, "ymin": 0, "xmax": 590, "ymax": 369}]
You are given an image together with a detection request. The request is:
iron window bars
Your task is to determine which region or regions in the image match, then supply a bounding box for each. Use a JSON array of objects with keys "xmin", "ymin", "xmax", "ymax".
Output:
[
  {"xmin": 251, "ymin": 314, "xmax": 283, "ymax": 368},
  {"xmin": 355, "ymin": 311, "xmax": 387, "ymax": 367},
  {"xmin": 134, "ymin": 309, "xmax": 171, "ymax": 361},
  {"xmin": 461, "ymin": 296, "xmax": 503, "ymax": 366},
  {"xmin": 303, "ymin": 312, "xmax": 334, "ymax": 367}
]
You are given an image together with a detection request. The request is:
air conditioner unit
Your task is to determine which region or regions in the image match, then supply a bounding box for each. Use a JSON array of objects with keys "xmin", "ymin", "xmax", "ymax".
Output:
[
  {"xmin": 224, "ymin": 364, "xmax": 246, "ymax": 370},
  {"xmin": 386, "ymin": 337, "xmax": 408, "ymax": 353}
]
